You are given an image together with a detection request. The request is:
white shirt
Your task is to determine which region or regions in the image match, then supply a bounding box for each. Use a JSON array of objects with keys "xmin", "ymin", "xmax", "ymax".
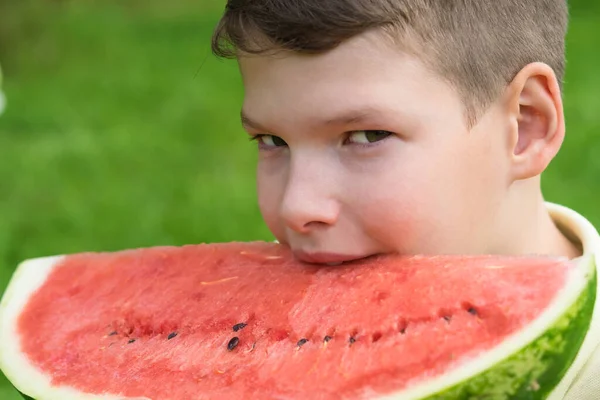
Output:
[{"xmin": 547, "ymin": 202, "xmax": 600, "ymax": 399}]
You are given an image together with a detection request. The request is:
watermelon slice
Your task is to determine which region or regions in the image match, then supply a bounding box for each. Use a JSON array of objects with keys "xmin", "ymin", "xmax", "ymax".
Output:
[{"xmin": 0, "ymin": 242, "xmax": 596, "ymax": 400}]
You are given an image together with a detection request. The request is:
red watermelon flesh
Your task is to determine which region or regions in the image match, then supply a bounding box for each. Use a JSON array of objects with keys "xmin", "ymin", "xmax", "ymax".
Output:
[{"xmin": 15, "ymin": 242, "xmax": 575, "ymax": 399}]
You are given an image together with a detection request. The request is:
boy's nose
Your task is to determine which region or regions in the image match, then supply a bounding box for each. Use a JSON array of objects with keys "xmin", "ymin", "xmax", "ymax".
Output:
[{"xmin": 279, "ymin": 163, "xmax": 340, "ymax": 234}]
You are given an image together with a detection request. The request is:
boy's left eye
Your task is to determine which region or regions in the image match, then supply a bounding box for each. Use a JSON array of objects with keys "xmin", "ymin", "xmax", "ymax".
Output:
[{"xmin": 347, "ymin": 130, "xmax": 392, "ymax": 144}]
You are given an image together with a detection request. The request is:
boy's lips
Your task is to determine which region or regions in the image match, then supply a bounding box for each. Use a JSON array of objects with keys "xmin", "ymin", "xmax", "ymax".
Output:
[{"xmin": 293, "ymin": 250, "xmax": 373, "ymax": 265}]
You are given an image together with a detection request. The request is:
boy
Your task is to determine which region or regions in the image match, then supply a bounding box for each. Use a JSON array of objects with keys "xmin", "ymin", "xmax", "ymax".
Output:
[{"xmin": 211, "ymin": 0, "xmax": 599, "ymax": 398}]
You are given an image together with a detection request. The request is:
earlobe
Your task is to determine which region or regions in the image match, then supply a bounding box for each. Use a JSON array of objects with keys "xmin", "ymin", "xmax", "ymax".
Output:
[{"xmin": 507, "ymin": 62, "xmax": 565, "ymax": 181}]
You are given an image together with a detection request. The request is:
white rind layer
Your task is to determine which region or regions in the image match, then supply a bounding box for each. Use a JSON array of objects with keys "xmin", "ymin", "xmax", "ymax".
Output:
[
  {"xmin": 375, "ymin": 253, "xmax": 594, "ymax": 400},
  {"xmin": 0, "ymin": 255, "xmax": 150, "ymax": 400},
  {"xmin": 0, "ymin": 251, "xmax": 594, "ymax": 400},
  {"xmin": 545, "ymin": 202, "xmax": 600, "ymax": 400}
]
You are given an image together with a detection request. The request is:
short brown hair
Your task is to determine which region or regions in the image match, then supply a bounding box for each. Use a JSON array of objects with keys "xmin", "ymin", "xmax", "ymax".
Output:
[{"xmin": 212, "ymin": 0, "xmax": 568, "ymax": 124}]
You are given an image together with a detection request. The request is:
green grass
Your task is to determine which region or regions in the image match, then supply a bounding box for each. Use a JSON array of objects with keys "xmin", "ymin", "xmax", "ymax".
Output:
[{"xmin": 0, "ymin": 1, "xmax": 598, "ymax": 398}]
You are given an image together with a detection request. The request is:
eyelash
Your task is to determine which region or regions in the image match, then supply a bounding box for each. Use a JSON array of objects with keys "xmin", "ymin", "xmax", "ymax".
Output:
[
  {"xmin": 248, "ymin": 134, "xmax": 266, "ymax": 143},
  {"xmin": 248, "ymin": 134, "xmax": 273, "ymax": 147},
  {"xmin": 249, "ymin": 131, "xmax": 394, "ymax": 150}
]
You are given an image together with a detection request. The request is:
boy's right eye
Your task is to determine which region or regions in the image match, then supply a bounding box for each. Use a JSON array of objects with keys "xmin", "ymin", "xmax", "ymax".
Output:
[{"xmin": 252, "ymin": 134, "xmax": 288, "ymax": 149}]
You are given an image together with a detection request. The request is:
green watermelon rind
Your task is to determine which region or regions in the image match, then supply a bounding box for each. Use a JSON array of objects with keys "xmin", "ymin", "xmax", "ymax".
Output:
[
  {"xmin": 426, "ymin": 254, "xmax": 595, "ymax": 399},
  {"xmin": 18, "ymin": 391, "xmax": 34, "ymax": 400},
  {"xmin": 1, "ymin": 254, "xmax": 596, "ymax": 400},
  {"xmin": 376, "ymin": 254, "xmax": 597, "ymax": 400}
]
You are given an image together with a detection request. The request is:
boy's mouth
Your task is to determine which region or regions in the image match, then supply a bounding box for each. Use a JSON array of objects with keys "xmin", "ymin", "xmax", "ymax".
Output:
[{"xmin": 293, "ymin": 251, "xmax": 374, "ymax": 265}]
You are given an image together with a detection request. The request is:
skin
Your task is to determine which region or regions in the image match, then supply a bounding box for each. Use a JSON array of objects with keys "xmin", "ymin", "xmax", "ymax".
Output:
[{"xmin": 238, "ymin": 30, "xmax": 581, "ymax": 264}]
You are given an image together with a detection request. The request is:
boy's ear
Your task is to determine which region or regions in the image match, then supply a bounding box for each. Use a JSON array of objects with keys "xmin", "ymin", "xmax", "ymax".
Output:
[{"xmin": 503, "ymin": 62, "xmax": 565, "ymax": 181}]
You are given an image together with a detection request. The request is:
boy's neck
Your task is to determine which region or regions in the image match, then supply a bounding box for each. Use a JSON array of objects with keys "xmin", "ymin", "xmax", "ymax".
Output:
[
  {"xmin": 541, "ymin": 215, "xmax": 583, "ymax": 259},
  {"xmin": 495, "ymin": 179, "xmax": 582, "ymax": 259}
]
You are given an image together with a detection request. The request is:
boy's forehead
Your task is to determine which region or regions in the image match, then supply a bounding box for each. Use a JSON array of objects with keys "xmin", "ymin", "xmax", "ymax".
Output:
[
  {"xmin": 238, "ymin": 33, "xmax": 461, "ymax": 131},
  {"xmin": 239, "ymin": 31, "xmax": 403, "ymax": 78}
]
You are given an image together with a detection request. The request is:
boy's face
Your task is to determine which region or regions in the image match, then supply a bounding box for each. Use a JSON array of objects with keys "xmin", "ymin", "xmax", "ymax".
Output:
[{"xmin": 239, "ymin": 31, "xmax": 516, "ymax": 264}]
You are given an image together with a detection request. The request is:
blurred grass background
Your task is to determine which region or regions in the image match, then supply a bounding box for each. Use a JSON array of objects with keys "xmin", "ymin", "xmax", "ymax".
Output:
[{"xmin": 0, "ymin": 0, "xmax": 598, "ymax": 397}]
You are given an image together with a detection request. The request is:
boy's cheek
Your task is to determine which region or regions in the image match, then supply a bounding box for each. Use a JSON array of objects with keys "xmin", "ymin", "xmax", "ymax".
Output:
[
  {"xmin": 256, "ymin": 179, "xmax": 286, "ymax": 241},
  {"xmin": 361, "ymin": 195, "xmax": 435, "ymax": 252},
  {"xmin": 359, "ymin": 178, "xmax": 480, "ymax": 254}
]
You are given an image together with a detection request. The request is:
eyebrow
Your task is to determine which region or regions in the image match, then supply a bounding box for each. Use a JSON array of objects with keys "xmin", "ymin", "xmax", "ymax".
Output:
[
  {"xmin": 240, "ymin": 112, "xmax": 268, "ymax": 132},
  {"xmin": 241, "ymin": 107, "xmax": 389, "ymax": 132},
  {"xmin": 322, "ymin": 109, "xmax": 385, "ymax": 126}
]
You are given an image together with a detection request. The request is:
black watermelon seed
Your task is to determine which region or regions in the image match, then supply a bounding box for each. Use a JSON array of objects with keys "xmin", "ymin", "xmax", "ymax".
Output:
[
  {"xmin": 167, "ymin": 332, "xmax": 178, "ymax": 340},
  {"xmin": 233, "ymin": 323, "xmax": 247, "ymax": 332},
  {"xmin": 398, "ymin": 320, "xmax": 408, "ymax": 334},
  {"xmin": 323, "ymin": 336, "xmax": 332, "ymax": 343},
  {"xmin": 443, "ymin": 315, "xmax": 452, "ymax": 322},
  {"xmin": 349, "ymin": 337, "xmax": 356, "ymax": 345},
  {"xmin": 128, "ymin": 339, "xmax": 136, "ymax": 344},
  {"xmin": 297, "ymin": 338, "xmax": 308, "ymax": 347},
  {"xmin": 227, "ymin": 337, "xmax": 240, "ymax": 351},
  {"xmin": 467, "ymin": 307, "xmax": 478, "ymax": 316},
  {"xmin": 108, "ymin": 331, "xmax": 117, "ymax": 336}
]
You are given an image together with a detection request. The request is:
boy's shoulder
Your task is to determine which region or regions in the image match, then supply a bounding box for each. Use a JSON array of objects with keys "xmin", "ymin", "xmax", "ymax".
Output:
[{"xmin": 546, "ymin": 202, "xmax": 600, "ymax": 399}]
